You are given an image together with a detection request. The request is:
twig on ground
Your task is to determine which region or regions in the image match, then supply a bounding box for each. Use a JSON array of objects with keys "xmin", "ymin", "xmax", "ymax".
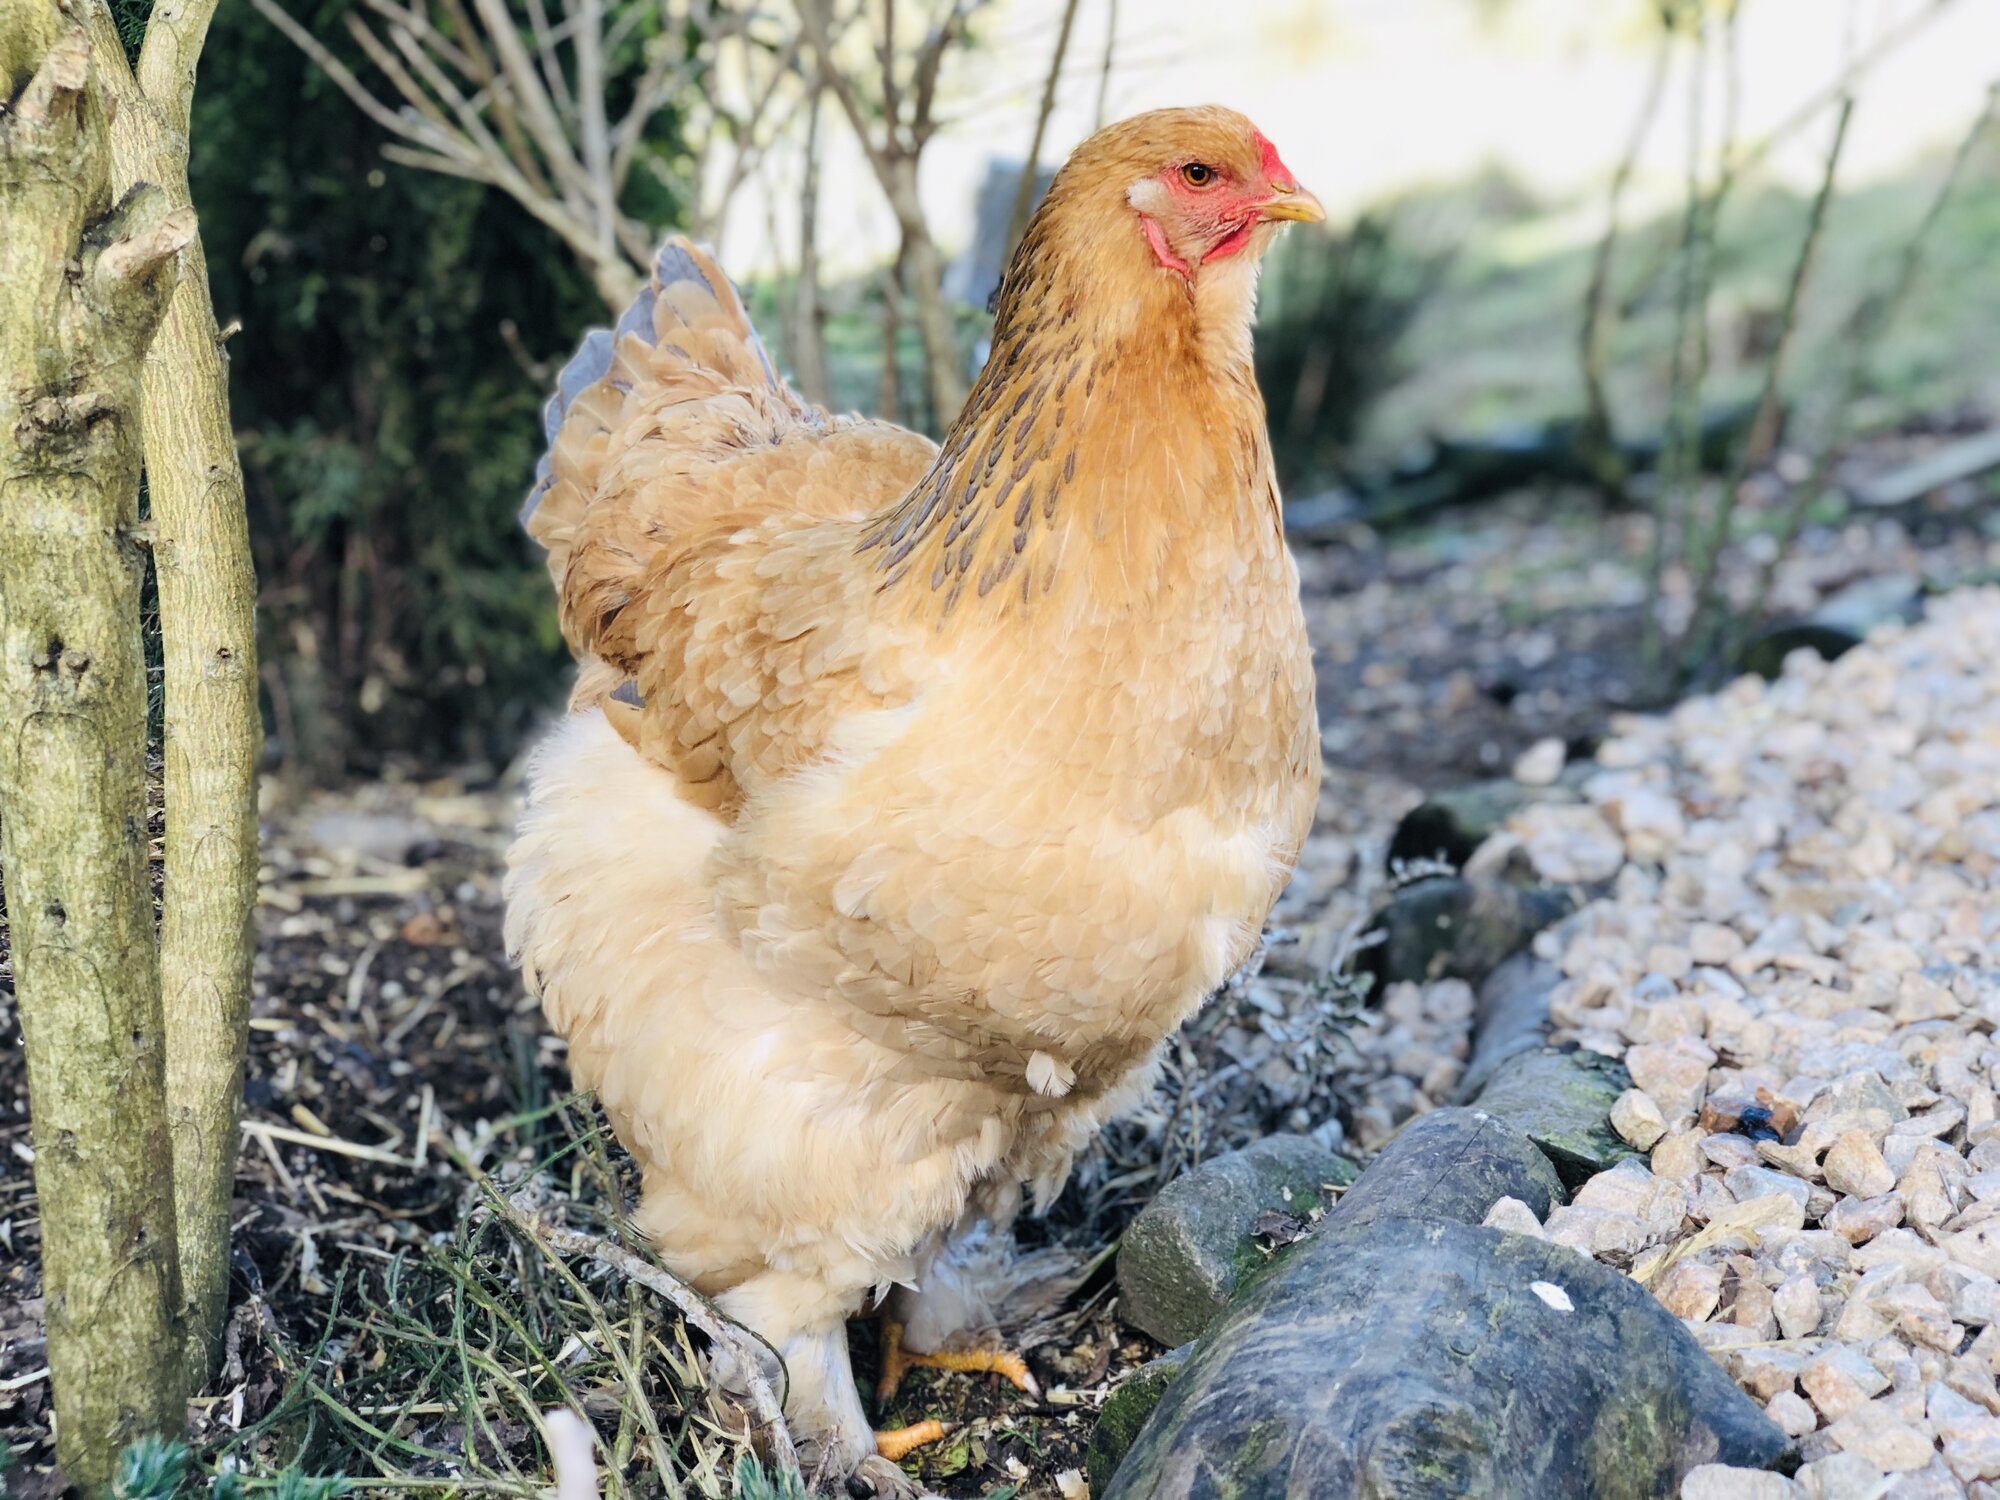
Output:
[{"xmin": 496, "ymin": 1203, "xmax": 803, "ymax": 1486}]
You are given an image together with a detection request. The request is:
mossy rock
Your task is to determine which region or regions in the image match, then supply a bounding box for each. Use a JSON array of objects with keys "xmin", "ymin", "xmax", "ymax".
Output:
[
  {"xmin": 1115, "ymin": 1136, "xmax": 1358, "ymax": 1347},
  {"xmin": 1472, "ymin": 1046, "xmax": 1635, "ymax": 1189},
  {"xmin": 1361, "ymin": 875, "xmax": 1579, "ymax": 989},
  {"xmin": 1103, "ymin": 1220, "xmax": 1789, "ymax": 1500},
  {"xmin": 1085, "ymin": 1344, "xmax": 1192, "ymax": 1496}
]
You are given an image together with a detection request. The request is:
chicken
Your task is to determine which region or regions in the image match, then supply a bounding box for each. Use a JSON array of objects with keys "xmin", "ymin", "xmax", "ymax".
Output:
[{"xmin": 504, "ymin": 105, "xmax": 1325, "ymax": 1492}]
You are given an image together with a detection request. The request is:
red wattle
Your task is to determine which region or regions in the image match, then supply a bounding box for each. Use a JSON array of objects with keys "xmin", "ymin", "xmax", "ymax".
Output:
[
  {"xmin": 1141, "ymin": 216, "xmax": 1192, "ymax": 278},
  {"xmin": 1203, "ymin": 221, "xmax": 1257, "ymax": 264}
]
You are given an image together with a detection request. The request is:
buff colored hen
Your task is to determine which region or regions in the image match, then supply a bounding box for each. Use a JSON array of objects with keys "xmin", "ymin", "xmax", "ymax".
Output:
[{"xmin": 505, "ymin": 106, "xmax": 1324, "ymax": 1493}]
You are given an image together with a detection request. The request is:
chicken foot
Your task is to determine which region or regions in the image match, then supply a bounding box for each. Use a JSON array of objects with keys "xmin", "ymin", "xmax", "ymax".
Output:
[{"xmin": 874, "ymin": 1316, "xmax": 1042, "ymax": 1405}]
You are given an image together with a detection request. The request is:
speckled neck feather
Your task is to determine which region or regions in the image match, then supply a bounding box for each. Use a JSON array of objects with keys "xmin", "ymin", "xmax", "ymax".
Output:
[{"xmin": 860, "ymin": 126, "xmax": 1278, "ymax": 628}]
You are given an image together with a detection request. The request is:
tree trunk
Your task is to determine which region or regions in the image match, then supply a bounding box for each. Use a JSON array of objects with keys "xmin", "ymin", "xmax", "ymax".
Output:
[
  {"xmin": 792, "ymin": 82, "xmax": 833, "ymax": 408},
  {"xmin": 82, "ymin": 0, "xmax": 262, "ymax": 1385},
  {"xmin": 878, "ymin": 250, "xmax": 905, "ymax": 426},
  {"xmin": 0, "ymin": 3, "xmax": 194, "ymax": 1482},
  {"xmin": 1004, "ymin": 0, "xmax": 1082, "ymax": 259},
  {"xmin": 885, "ymin": 162, "xmax": 965, "ymax": 428}
]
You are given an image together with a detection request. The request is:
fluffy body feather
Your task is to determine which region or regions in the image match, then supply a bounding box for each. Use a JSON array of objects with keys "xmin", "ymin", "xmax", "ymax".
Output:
[{"xmin": 505, "ymin": 107, "xmax": 1322, "ymax": 1481}]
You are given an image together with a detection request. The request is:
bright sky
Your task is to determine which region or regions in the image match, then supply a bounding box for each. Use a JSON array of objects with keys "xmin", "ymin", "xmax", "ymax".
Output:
[{"xmin": 720, "ymin": 0, "xmax": 2000, "ymax": 277}]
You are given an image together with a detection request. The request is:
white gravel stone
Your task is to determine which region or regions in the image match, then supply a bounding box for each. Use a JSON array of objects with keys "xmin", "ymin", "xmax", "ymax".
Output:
[
  {"xmin": 1481, "ymin": 1195, "xmax": 1545, "ymax": 1238},
  {"xmin": 1512, "ymin": 801, "xmax": 1627, "ymax": 883},
  {"xmin": 1826, "ymin": 1400, "xmax": 1936, "ymax": 1471},
  {"xmin": 1824, "ymin": 1132, "xmax": 1900, "ymax": 1200},
  {"xmin": 1681, "ymin": 1464, "xmax": 1800, "ymax": 1499},
  {"xmin": 1796, "ymin": 1453, "xmax": 1893, "ymax": 1500},
  {"xmin": 1803, "ymin": 1346, "xmax": 1894, "ymax": 1422},
  {"xmin": 1776, "ymin": 1273, "xmax": 1825, "ymax": 1340},
  {"xmin": 1612, "ymin": 1087, "xmax": 1669, "ymax": 1150},
  {"xmin": 1627, "ymin": 1036, "xmax": 1721, "ymax": 1118},
  {"xmin": 1511, "ymin": 736, "xmax": 1567, "ymax": 786}
]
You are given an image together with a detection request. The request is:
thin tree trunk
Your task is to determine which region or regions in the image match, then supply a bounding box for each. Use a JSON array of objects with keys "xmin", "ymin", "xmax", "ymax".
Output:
[
  {"xmin": 885, "ymin": 163, "xmax": 964, "ymax": 427},
  {"xmin": 879, "ymin": 249, "xmax": 906, "ymax": 424},
  {"xmin": 793, "ymin": 80, "xmax": 833, "ymax": 408},
  {"xmin": 81, "ymin": 0, "xmax": 262, "ymax": 1385},
  {"xmin": 1093, "ymin": 0, "xmax": 1117, "ymax": 129},
  {"xmin": 1005, "ymin": 0, "xmax": 1082, "ymax": 258},
  {"xmin": 0, "ymin": 4, "xmax": 193, "ymax": 1482},
  {"xmin": 902, "ymin": 223, "xmax": 963, "ymax": 427}
]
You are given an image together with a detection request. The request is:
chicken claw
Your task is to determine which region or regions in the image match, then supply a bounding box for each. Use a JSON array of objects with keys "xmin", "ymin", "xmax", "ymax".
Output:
[
  {"xmin": 872, "ymin": 1419, "xmax": 950, "ymax": 1464},
  {"xmin": 875, "ymin": 1319, "xmax": 1041, "ymax": 1405}
]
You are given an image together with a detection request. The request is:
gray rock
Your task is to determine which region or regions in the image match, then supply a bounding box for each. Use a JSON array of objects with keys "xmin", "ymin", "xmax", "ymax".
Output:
[
  {"xmin": 1473, "ymin": 1046, "xmax": 1637, "ymax": 1189},
  {"xmin": 1740, "ymin": 574, "xmax": 1924, "ymax": 681},
  {"xmin": 1103, "ymin": 1219, "xmax": 1791, "ymax": 1500},
  {"xmin": 1387, "ymin": 770, "xmax": 1592, "ymax": 871},
  {"xmin": 1332, "ymin": 1107, "xmax": 1567, "ymax": 1235},
  {"xmin": 1362, "ymin": 876, "xmax": 1580, "ymax": 989},
  {"xmin": 1458, "ymin": 953, "xmax": 1566, "ymax": 1101},
  {"xmin": 1116, "ymin": 1135, "xmax": 1357, "ymax": 1346},
  {"xmin": 1085, "ymin": 1344, "xmax": 1192, "ymax": 1496}
]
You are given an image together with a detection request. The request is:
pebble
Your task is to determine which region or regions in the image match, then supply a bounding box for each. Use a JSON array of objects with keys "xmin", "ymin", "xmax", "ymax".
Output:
[
  {"xmin": 1627, "ymin": 1037, "xmax": 1719, "ymax": 1118},
  {"xmin": 1776, "ymin": 1273, "xmax": 1824, "ymax": 1340},
  {"xmin": 1826, "ymin": 1194, "xmax": 1908, "ymax": 1246},
  {"xmin": 1770, "ymin": 1390, "xmax": 1821, "ymax": 1438},
  {"xmin": 1827, "ymin": 1400, "xmax": 1938, "ymax": 1471},
  {"xmin": 1824, "ymin": 1133, "xmax": 1900, "ymax": 1200},
  {"xmin": 1797, "ymin": 1453, "xmax": 1895, "ymax": 1500},
  {"xmin": 1544, "ymin": 1204, "xmax": 1651, "ymax": 1260},
  {"xmin": 1682, "ymin": 1464, "xmax": 1800, "ymax": 1499},
  {"xmin": 1513, "ymin": 802, "xmax": 1627, "ymax": 884},
  {"xmin": 1660, "ymin": 1261, "xmax": 1727, "ymax": 1322},
  {"xmin": 1481, "ymin": 1196, "xmax": 1546, "ymax": 1238},
  {"xmin": 1512, "ymin": 736, "xmax": 1567, "ymax": 787},
  {"xmin": 1613, "ymin": 1088, "xmax": 1669, "ymax": 1150},
  {"xmin": 1803, "ymin": 1341, "xmax": 1893, "ymax": 1423}
]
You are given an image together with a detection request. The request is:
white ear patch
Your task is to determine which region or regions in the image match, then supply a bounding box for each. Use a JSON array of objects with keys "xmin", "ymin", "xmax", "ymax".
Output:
[{"xmin": 1126, "ymin": 177, "xmax": 1173, "ymax": 217}]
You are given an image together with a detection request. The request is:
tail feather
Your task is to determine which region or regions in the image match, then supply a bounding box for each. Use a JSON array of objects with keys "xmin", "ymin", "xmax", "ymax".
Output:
[
  {"xmin": 520, "ymin": 238, "xmax": 781, "ymax": 537},
  {"xmin": 518, "ymin": 234, "xmax": 935, "ymax": 680}
]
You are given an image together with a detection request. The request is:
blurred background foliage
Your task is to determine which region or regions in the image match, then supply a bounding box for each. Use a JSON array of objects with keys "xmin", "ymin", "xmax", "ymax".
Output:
[{"xmin": 189, "ymin": 0, "xmax": 613, "ymax": 778}]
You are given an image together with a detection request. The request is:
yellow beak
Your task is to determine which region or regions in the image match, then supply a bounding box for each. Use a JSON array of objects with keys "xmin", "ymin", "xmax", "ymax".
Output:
[{"xmin": 1260, "ymin": 186, "xmax": 1326, "ymax": 225}]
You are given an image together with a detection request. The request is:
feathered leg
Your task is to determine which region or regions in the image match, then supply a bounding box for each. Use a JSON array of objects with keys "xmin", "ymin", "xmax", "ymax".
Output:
[{"xmin": 873, "ymin": 1213, "xmax": 1079, "ymax": 1405}]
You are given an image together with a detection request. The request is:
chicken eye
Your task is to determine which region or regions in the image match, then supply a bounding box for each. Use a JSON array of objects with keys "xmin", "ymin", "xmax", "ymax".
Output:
[{"xmin": 1181, "ymin": 162, "xmax": 1215, "ymax": 188}]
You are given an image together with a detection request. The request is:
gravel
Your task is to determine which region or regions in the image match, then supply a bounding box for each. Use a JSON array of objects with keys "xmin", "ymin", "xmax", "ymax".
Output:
[{"xmin": 1509, "ymin": 590, "xmax": 2000, "ymax": 1496}]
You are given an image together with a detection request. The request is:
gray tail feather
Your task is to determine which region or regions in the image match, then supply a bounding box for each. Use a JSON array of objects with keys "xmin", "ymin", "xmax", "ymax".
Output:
[{"xmin": 520, "ymin": 242, "xmax": 776, "ymax": 532}]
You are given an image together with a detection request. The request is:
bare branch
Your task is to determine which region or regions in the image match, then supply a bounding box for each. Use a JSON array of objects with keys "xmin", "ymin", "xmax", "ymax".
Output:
[
  {"xmin": 249, "ymin": 0, "xmax": 443, "ymax": 143},
  {"xmin": 1576, "ymin": 17, "xmax": 1672, "ymax": 504},
  {"xmin": 360, "ymin": 0, "xmax": 480, "ymax": 80},
  {"xmin": 574, "ymin": 0, "xmax": 613, "ymax": 253},
  {"xmin": 522, "ymin": 0, "xmax": 581, "ymax": 124},
  {"xmin": 1677, "ymin": 95, "xmax": 1855, "ymax": 681},
  {"xmin": 1005, "ymin": 0, "xmax": 1082, "ymax": 256},
  {"xmin": 344, "ymin": 12, "xmax": 457, "ymax": 139},
  {"xmin": 1092, "ymin": 0, "xmax": 1116, "ymax": 129},
  {"xmin": 468, "ymin": 0, "xmax": 595, "ymax": 203},
  {"xmin": 910, "ymin": 0, "xmax": 974, "ymax": 143}
]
